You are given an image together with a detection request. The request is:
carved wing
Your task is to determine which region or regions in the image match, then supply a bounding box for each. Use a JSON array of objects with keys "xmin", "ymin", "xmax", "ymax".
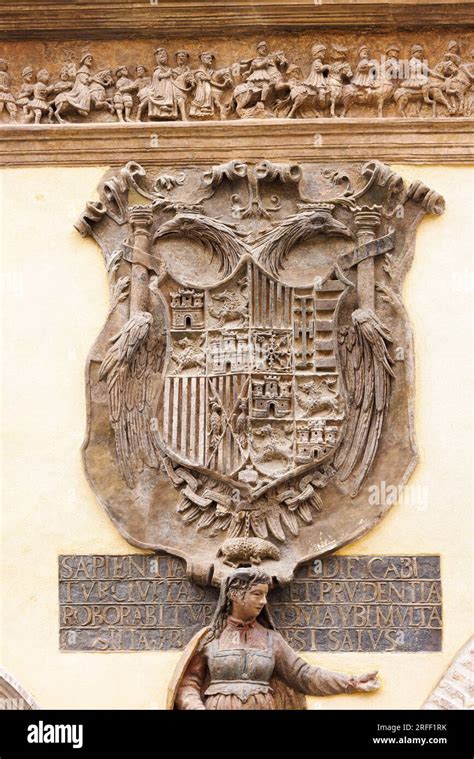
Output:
[
  {"xmin": 335, "ymin": 308, "xmax": 395, "ymax": 496},
  {"xmin": 154, "ymin": 212, "xmax": 250, "ymax": 277},
  {"xmin": 253, "ymin": 210, "xmax": 352, "ymax": 278},
  {"xmin": 98, "ymin": 310, "xmax": 165, "ymax": 487}
]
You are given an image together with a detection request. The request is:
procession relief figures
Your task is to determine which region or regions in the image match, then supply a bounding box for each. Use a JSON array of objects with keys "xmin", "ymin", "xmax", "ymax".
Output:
[{"xmin": 1, "ymin": 37, "xmax": 473, "ymax": 123}]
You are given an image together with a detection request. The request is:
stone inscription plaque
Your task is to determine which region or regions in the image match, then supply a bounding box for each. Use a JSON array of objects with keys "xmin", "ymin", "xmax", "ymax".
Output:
[
  {"xmin": 270, "ymin": 555, "xmax": 442, "ymax": 652},
  {"xmin": 59, "ymin": 554, "xmax": 441, "ymax": 652},
  {"xmin": 59, "ymin": 554, "xmax": 218, "ymax": 651}
]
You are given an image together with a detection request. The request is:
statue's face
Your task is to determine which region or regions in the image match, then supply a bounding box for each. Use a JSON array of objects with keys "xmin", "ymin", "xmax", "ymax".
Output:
[
  {"xmin": 176, "ymin": 53, "xmax": 188, "ymax": 65},
  {"xmin": 257, "ymin": 44, "xmax": 268, "ymax": 56},
  {"xmin": 202, "ymin": 54, "xmax": 213, "ymax": 67},
  {"xmin": 84, "ymin": 56, "xmax": 93, "ymax": 66},
  {"xmin": 156, "ymin": 50, "xmax": 168, "ymax": 65},
  {"xmin": 136, "ymin": 67, "xmax": 145, "ymax": 76},
  {"xmin": 232, "ymin": 582, "xmax": 269, "ymax": 620}
]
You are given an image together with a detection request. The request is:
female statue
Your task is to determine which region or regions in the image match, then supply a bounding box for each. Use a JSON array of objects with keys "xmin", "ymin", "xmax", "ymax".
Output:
[
  {"xmin": 168, "ymin": 568, "xmax": 380, "ymax": 710},
  {"xmin": 148, "ymin": 47, "xmax": 178, "ymax": 120}
]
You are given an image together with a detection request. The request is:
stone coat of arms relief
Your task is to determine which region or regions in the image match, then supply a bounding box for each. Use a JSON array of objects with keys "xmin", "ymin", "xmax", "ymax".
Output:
[{"xmin": 76, "ymin": 158, "xmax": 444, "ymax": 585}]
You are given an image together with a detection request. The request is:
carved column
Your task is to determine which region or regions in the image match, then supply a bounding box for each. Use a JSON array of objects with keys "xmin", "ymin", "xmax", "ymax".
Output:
[
  {"xmin": 353, "ymin": 206, "xmax": 382, "ymax": 312},
  {"xmin": 128, "ymin": 205, "xmax": 153, "ymax": 314}
]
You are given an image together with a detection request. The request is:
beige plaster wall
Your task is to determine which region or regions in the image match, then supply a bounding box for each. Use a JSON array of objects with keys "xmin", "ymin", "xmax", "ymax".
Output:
[{"xmin": 0, "ymin": 164, "xmax": 472, "ymax": 710}]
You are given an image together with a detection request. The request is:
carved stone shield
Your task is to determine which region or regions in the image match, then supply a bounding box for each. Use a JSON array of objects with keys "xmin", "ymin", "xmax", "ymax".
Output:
[
  {"xmin": 77, "ymin": 158, "xmax": 444, "ymax": 584},
  {"xmin": 157, "ymin": 257, "xmax": 346, "ymax": 495}
]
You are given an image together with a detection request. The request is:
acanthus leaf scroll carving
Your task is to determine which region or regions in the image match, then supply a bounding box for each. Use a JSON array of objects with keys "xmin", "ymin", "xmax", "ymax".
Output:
[
  {"xmin": 77, "ymin": 158, "xmax": 444, "ymax": 585},
  {"xmin": 1, "ymin": 37, "xmax": 473, "ymax": 125}
]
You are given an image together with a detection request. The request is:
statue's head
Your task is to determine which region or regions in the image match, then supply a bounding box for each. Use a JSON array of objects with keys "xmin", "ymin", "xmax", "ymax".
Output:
[
  {"xmin": 225, "ymin": 567, "xmax": 272, "ymax": 620},
  {"xmin": 203, "ymin": 568, "xmax": 273, "ymax": 645},
  {"xmin": 385, "ymin": 44, "xmax": 400, "ymax": 59},
  {"xmin": 311, "ymin": 43, "xmax": 326, "ymax": 61},
  {"xmin": 37, "ymin": 68, "xmax": 50, "ymax": 84},
  {"xmin": 200, "ymin": 52, "xmax": 215, "ymax": 67},
  {"xmin": 22, "ymin": 66, "xmax": 34, "ymax": 80},
  {"xmin": 79, "ymin": 53, "xmax": 93, "ymax": 67},
  {"xmin": 154, "ymin": 48, "xmax": 168, "ymax": 65},
  {"xmin": 175, "ymin": 50, "xmax": 189, "ymax": 65},
  {"xmin": 410, "ymin": 44, "xmax": 424, "ymax": 60}
]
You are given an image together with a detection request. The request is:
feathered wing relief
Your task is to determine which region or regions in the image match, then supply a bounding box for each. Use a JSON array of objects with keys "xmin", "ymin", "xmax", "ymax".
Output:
[
  {"xmin": 98, "ymin": 310, "xmax": 166, "ymax": 488},
  {"xmin": 335, "ymin": 308, "xmax": 395, "ymax": 496},
  {"xmin": 154, "ymin": 212, "xmax": 249, "ymax": 278},
  {"xmin": 253, "ymin": 209, "xmax": 353, "ymax": 278},
  {"xmin": 78, "ymin": 159, "xmax": 444, "ymax": 582}
]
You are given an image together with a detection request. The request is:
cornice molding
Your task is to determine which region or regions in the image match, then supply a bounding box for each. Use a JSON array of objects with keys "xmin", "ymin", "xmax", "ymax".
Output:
[
  {"xmin": 1, "ymin": 2, "xmax": 474, "ymax": 40},
  {"xmin": 1, "ymin": 118, "xmax": 473, "ymax": 166}
]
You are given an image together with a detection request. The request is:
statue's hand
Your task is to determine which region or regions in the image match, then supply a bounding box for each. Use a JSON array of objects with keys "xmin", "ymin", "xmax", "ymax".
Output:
[{"xmin": 353, "ymin": 671, "xmax": 380, "ymax": 692}]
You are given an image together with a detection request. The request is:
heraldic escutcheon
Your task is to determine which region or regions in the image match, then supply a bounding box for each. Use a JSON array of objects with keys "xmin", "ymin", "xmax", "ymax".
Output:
[{"xmin": 76, "ymin": 159, "xmax": 444, "ymax": 586}]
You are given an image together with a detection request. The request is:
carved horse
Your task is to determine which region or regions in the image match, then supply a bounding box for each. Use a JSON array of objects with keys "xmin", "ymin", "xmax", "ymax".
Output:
[
  {"xmin": 230, "ymin": 60, "xmax": 288, "ymax": 119},
  {"xmin": 232, "ymin": 80, "xmax": 268, "ymax": 118},
  {"xmin": 275, "ymin": 63, "xmax": 354, "ymax": 119},
  {"xmin": 272, "ymin": 65, "xmax": 324, "ymax": 119},
  {"xmin": 445, "ymin": 64, "xmax": 474, "ymax": 115},
  {"xmin": 341, "ymin": 78, "xmax": 395, "ymax": 118},
  {"xmin": 54, "ymin": 68, "xmax": 114, "ymax": 123},
  {"xmin": 393, "ymin": 73, "xmax": 456, "ymax": 117}
]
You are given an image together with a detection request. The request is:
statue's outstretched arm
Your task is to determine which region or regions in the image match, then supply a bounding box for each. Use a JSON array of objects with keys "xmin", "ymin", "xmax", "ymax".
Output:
[{"xmin": 273, "ymin": 633, "xmax": 379, "ymax": 696}]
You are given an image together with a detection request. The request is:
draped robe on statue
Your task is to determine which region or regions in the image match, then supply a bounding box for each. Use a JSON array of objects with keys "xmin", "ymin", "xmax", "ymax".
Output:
[
  {"xmin": 148, "ymin": 64, "xmax": 178, "ymax": 118},
  {"xmin": 168, "ymin": 617, "xmax": 356, "ymax": 710}
]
